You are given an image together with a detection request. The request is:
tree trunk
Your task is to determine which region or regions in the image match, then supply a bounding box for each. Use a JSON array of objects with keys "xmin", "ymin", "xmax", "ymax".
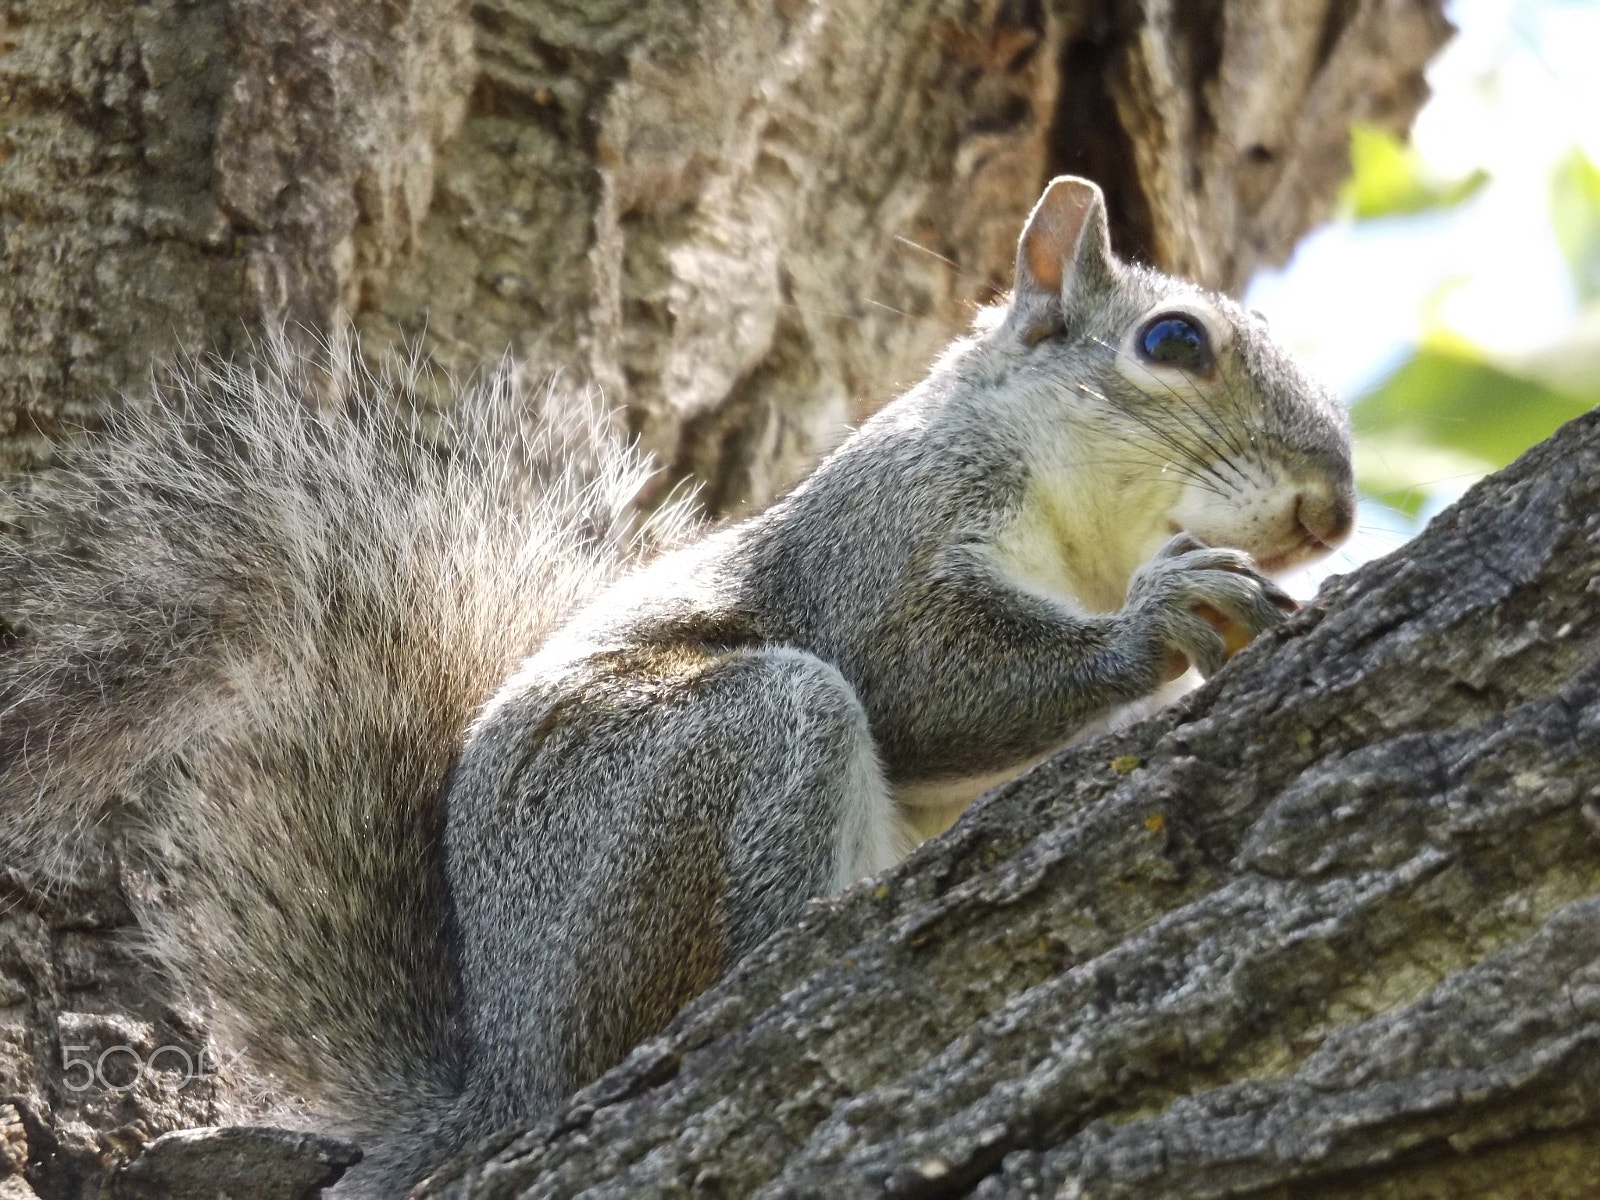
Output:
[
  {"xmin": 1, "ymin": 0, "xmax": 1446, "ymax": 510},
  {"xmin": 415, "ymin": 407, "xmax": 1600, "ymax": 1199},
  {"xmin": 0, "ymin": 1, "xmax": 1463, "ymax": 1197}
]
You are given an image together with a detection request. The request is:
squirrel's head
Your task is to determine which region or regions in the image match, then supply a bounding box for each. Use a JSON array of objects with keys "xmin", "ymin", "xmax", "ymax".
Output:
[{"xmin": 974, "ymin": 175, "xmax": 1355, "ymax": 591}]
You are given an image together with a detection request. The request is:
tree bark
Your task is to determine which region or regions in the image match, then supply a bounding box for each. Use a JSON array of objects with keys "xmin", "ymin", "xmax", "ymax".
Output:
[
  {"xmin": 1, "ymin": 0, "xmax": 1447, "ymax": 510},
  {"xmin": 0, "ymin": 1, "xmax": 1465, "ymax": 1197},
  {"xmin": 418, "ymin": 407, "xmax": 1600, "ymax": 1200}
]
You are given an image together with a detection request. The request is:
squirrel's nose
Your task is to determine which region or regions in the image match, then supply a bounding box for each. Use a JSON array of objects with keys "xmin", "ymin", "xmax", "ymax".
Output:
[{"xmin": 1294, "ymin": 488, "xmax": 1354, "ymax": 550}]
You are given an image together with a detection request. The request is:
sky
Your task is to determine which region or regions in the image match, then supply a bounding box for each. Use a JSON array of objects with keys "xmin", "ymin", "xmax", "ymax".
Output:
[{"xmin": 1244, "ymin": 0, "xmax": 1600, "ymax": 589}]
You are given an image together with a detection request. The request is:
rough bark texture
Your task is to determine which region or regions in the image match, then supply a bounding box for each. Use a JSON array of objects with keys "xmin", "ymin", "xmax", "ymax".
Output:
[
  {"xmin": 416, "ymin": 408, "xmax": 1600, "ymax": 1199},
  {"xmin": 1, "ymin": 0, "xmax": 1447, "ymax": 508},
  {"xmin": 0, "ymin": 1, "xmax": 1469, "ymax": 1197}
]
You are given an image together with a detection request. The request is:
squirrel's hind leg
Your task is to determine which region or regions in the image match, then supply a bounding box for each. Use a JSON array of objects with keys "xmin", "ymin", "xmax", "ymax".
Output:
[
  {"xmin": 442, "ymin": 644, "xmax": 910, "ymax": 1144},
  {"xmin": 716, "ymin": 647, "xmax": 912, "ymax": 957}
]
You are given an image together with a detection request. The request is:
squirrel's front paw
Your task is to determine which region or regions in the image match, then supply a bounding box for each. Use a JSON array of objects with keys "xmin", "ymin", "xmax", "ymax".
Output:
[{"xmin": 1127, "ymin": 533, "xmax": 1298, "ymax": 680}]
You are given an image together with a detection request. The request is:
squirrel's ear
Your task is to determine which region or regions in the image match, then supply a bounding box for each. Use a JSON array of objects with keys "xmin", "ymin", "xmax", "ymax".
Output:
[{"xmin": 1009, "ymin": 176, "xmax": 1117, "ymax": 336}]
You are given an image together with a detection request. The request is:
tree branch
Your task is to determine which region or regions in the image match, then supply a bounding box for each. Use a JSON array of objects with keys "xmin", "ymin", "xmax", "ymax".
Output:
[{"xmin": 419, "ymin": 409, "xmax": 1600, "ymax": 1198}]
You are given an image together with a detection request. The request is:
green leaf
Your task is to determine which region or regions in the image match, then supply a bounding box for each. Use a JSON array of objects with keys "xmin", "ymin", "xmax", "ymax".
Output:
[
  {"xmin": 1350, "ymin": 339, "xmax": 1595, "ymax": 511},
  {"xmin": 1552, "ymin": 147, "xmax": 1600, "ymax": 304},
  {"xmin": 1341, "ymin": 123, "xmax": 1489, "ymax": 221},
  {"xmin": 1353, "ymin": 432, "xmax": 1490, "ymax": 517}
]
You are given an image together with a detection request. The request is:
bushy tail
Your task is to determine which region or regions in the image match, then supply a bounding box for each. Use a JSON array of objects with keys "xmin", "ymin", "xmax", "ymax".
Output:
[{"xmin": 0, "ymin": 332, "xmax": 693, "ymax": 1173}]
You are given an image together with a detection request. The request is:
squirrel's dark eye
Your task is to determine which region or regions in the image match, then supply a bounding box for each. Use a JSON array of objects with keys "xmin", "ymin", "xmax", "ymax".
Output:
[{"xmin": 1138, "ymin": 314, "xmax": 1212, "ymax": 371}]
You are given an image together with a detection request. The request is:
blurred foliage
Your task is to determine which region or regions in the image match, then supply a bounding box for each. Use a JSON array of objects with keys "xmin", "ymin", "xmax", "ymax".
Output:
[
  {"xmin": 1345, "ymin": 129, "xmax": 1600, "ymax": 518},
  {"xmin": 1341, "ymin": 123, "xmax": 1489, "ymax": 220},
  {"xmin": 1351, "ymin": 332, "xmax": 1596, "ymax": 514},
  {"xmin": 1552, "ymin": 148, "xmax": 1600, "ymax": 304}
]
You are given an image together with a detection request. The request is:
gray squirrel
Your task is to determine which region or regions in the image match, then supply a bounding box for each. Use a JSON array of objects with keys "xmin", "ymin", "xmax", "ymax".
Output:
[{"xmin": 0, "ymin": 177, "xmax": 1353, "ymax": 1195}]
